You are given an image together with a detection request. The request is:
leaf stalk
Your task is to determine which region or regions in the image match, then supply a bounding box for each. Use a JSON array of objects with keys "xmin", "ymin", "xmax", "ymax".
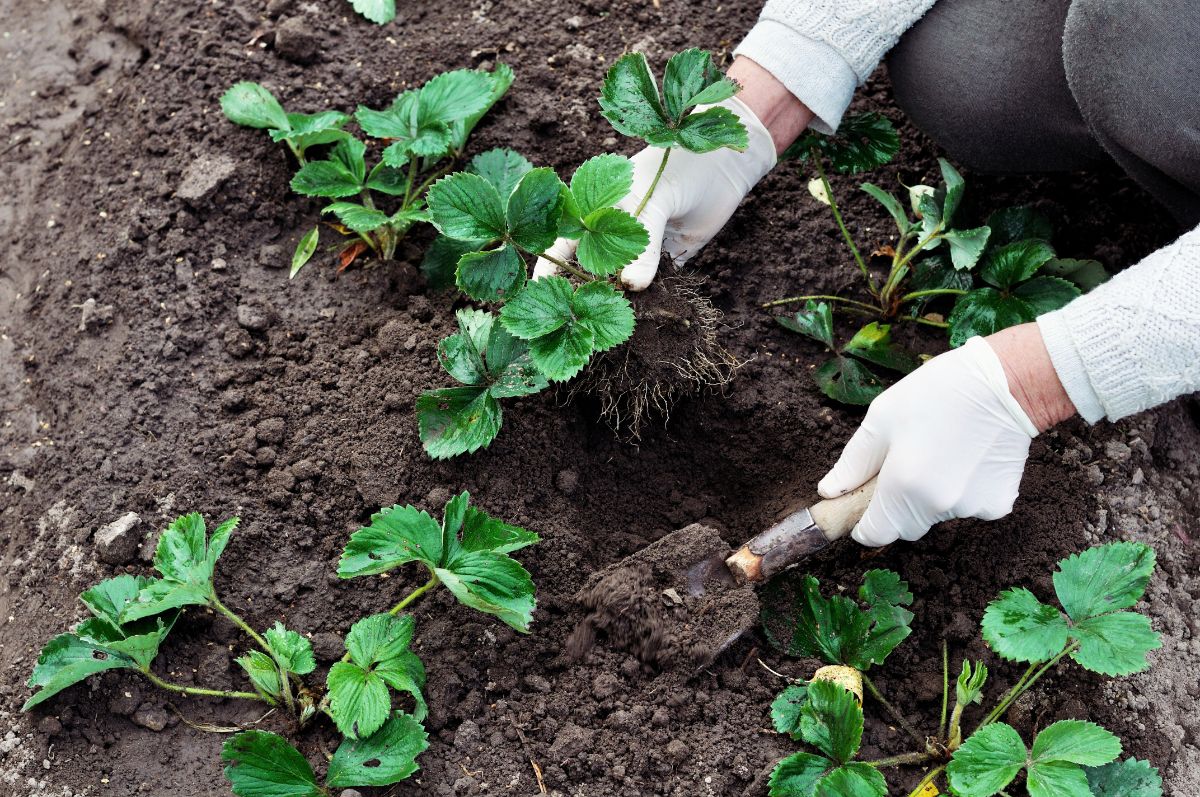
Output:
[
  {"xmin": 141, "ymin": 669, "xmax": 261, "ymax": 703},
  {"xmin": 862, "ymin": 673, "xmax": 926, "ymax": 749},
  {"xmin": 634, "ymin": 147, "xmax": 671, "ymax": 218}
]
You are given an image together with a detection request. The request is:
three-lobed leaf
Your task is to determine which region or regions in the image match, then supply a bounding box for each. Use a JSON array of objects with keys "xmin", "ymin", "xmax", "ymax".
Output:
[
  {"xmin": 949, "ymin": 720, "xmax": 1121, "ymax": 797},
  {"xmin": 265, "ymin": 622, "xmax": 316, "ymax": 676},
  {"xmin": 121, "ymin": 514, "xmax": 237, "ymax": 622},
  {"xmin": 787, "ymin": 112, "xmax": 899, "ymax": 174},
  {"xmin": 771, "ymin": 683, "xmax": 809, "ymax": 740}
]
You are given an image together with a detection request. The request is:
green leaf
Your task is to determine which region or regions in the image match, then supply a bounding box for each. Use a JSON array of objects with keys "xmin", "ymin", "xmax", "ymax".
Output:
[
  {"xmin": 662, "ymin": 47, "xmax": 737, "ymax": 119},
  {"xmin": 860, "ymin": 183, "xmax": 910, "ymax": 233},
  {"xmin": 121, "ymin": 514, "xmax": 237, "ymax": 622},
  {"xmin": 456, "ymin": 244, "xmax": 526, "ymax": 302},
  {"xmin": 500, "ymin": 275, "xmax": 574, "ymax": 339},
  {"xmin": 946, "ymin": 723, "xmax": 1026, "ymax": 797},
  {"xmin": 427, "ymin": 172, "xmax": 507, "ymax": 243},
  {"xmin": 842, "ymin": 323, "xmax": 918, "ymax": 374},
  {"xmin": 435, "ymin": 308, "xmax": 547, "ymax": 400},
  {"xmin": 506, "ymin": 168, "xmax": 566, "ymax": 254},
  {"xmin": 264, "ymin": 623, "xmax": 315, "ymax": 676},
  {"xmin": 339, "ymin": 504, "xmax": 444, "ymax": 576},
  {"xmin": 570, "ymin": 154, "xmax": 634, "ymax": 218},
  {"xmin": 528, "ymin": 324, "xmax": 594, "ymax": 381},
  {"xmin": 1042, "ymin": 258, "xmax": 1110, "ymax": 291},
  {"xmin": 572, "ymin": 280, "xmax": 634, "ymax": 351},
  {"xmin": 943, "ymin": 226, "xmax": 992, "ymax": 271},
  {"xmin": 356, "ymin": 92, "xmax": 452, "ymax": 163},
  {"xmin": 947, "ymin": 288, "xmax": 1036, "ymax": 348},
  {"xmin": 1014, "ymin": 275, "xmax": 1081, "ymax": 315},
  {"xmin": 322, "ymin": 202, "xmax": 389, "ymax": 233},
  {"xmin": 437, "ymin": 549, "xmax": 536, "ymax": 632},
  {"xmin": 980, "ymin": 239, "xmax": 1057, "ymax": 288},
  {"xmin": 981, "ymin": 587, "xmax": 1069, "ymax": 663},
  {"xmin": 80, "ymin": 575, "xmax": 150, "ymax": 629},
  {"xmin": 859, "ymin": 570, "xmax": 913, "ymax": 609},
  {"xmin": 598, "ymin": 52, "xmax": 672, "ymax": 144},
  {"xmin": 418, "ymin": 69, "xmax": 494, "ymax": 126},
  {"xmin": 327, "ymin": 713, "xmax": 429, "ymax": 787},
  {"xmin": 350, "ymin": 0, "xmax": 395, "ymax": 24},
  {"xmin": 221, "ymin": 82, "xmax": 290, "ymax": 131},
  {"xmin": 771, "ymin": 684, "xmax": 809, "ymax": 740},
  {"xmin": 330, "ymin": 137, "xmax": 367, "ymax": 184},
  {"xmin": 778, "ymin": 300, "xmax": 835, "ymax": 349},
  {"xmin": 677, "ymin": 105, "xmax": 748, "ymax": 152},
  {"xmin": 800, "ymin": 680, "xmax": 863, "ymax": 764},
  {"xmin": 469, "ymin": 148, "xmax": 533, "ymax": 198},
  {"xmin": 955, "ymin": 660, "xmax": 988, "ymax": 707},
  {"xmin": 416, "ymin": 386, "xmax": 502, "ymax": 459},
  {"xmin": 327, "ymin": 660, "xmax": 391, "ymax": 739},
  {"xmin": 364, "ymin": 163, "xmax": 407, "ymax": 196},
  {"xmin": 421, "ymin": 235, "xmax": 475, "ymax": 291},
  {"xmin": 939, "ymin": 158, "xmax": 966, "ymax": 226},
  {"xmin": 815, "ymin": 763, "xmax": 887, "ymax": 797},
  {"xmin": 1027, "ymin": 762, "xmax": 1094, "ymax": 797},
  {"xmin": 1070, "ymin": 611, "xmax": 1161, "ymax": 676},
  {"xmin": 577, "ymin": 207, "xmax": 649, "ymax": 276},
  {"xmin": 790, "ymin": 113, "xmax": 899, "ymax": 174},
  {"xmin": 1031, "ymin": 720, "xmax": 1121, "ymax": 767},
  {"xmin": 769, "ymin": 752, "xmax": 833, "ymax": 797},
  {"xmin": 237, "ymin": 650, "xmax": 282, "ymax": 703},
  {"xmin": 23, "ymin": 633, "xmax": 138, "ymax": 710},
  {"xmin": 1086, "ymin": 759, "xmax": 1163, "ymax": 797},
  {"xmin": 343, "ymin": 613, "xmax": 427, "ymax": 722},
  {"xmin": 221, "ymin": 731, "xmax": 323, "ymax": 797},
  {"xmin": 290, "ymin": 227, "xmax": 319, "ymax": 279},
  {"xmin": 454, "ymin": 63, "xmax": 514, "ymax": 152},
  {"xmin": 459, "ymin": 507, "xmax": 537, "ymax": 555},
  {"xmin": 291, "ymin": 160, "xmax": 363, "ymax": 198},
  {"xmin": 907, "ymin": 254, "xmax": 974, "ymax": 310},
  {"xmin": 1053, "ymin": 542, "xmax": 1156, "ymax": 621},
  {"xmin": 271, "ymin": 111, "xmax": 351, "ymax": 156},
  {"xmin": 814, "ymin": 357, "xmax": 887, "ymax": 406},
  {"xmin": 986, "ymin": 205, "xmax": 1053, "ymax": 247}
]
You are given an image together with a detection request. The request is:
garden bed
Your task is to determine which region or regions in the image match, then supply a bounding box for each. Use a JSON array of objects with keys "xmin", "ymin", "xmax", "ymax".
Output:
[{"xmin": 1, "ymin": 0, "xmax": 1198, "ymax": 794}]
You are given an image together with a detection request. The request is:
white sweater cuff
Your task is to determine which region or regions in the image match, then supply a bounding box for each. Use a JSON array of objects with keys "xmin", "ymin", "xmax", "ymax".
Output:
[
  {"xmin": 1037, "ymin": 310, "xmax": 1106, "ymax": 424},
  {"xmin": 734, "ymin": 19, "xmax": 858, "ymax": 134}
]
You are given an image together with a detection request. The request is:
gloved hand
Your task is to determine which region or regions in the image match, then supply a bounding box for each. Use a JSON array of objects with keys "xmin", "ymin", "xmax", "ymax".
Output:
[
  {"xmin": 532, "ymin": 95, "xmax": 777, "ymax": 290},
  {"xmin": 817, "ymin": 336, "xmax": 1042, "ymax": 547}
]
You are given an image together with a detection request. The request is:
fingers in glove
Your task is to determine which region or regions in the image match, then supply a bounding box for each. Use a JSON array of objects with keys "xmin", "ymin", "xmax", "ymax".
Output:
[
  {"xmin": 851, "ymin": 463, "xmax": 943, "ymax": 546},
  {"xmin": 617, "ymin": 196, "xmax": 669, "ymax": 291},
  {"xmin": 531, "ymin": 237, "xmax": 579, "ymax": 281},
  {"xmin": 818, "ymin": 423, "xmax": 887, "ymax": 499}
]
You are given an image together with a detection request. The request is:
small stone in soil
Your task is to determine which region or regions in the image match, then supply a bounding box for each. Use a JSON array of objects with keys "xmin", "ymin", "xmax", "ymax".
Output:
[
  {"xmin": 273, "ymin": 17, "xmax": 320, "ymax": 64},
  {"xmin": 237, "ymin": 304, "xmax": 270, "ymax": 332},
  {"xmin": 131, "ymin": 705, "xmax": 168, "ymax": 732},
  {"xmin": 94, "ymin": 512, "xmax": 141, "ymax": 565},
  {"xmin": 176, "ymin": 154, "xmax": 237, "ymax": 202},
  {"xmin": 258, "ymin": 244, "xmax": 285, "ymax": 268}
]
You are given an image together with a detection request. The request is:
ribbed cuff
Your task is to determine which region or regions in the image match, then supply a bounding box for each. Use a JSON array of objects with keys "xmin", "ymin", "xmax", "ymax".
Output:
[
  {"xmin": 1037, "ymin": 309, "xmax": 1106, "ymax": 423},
  {"xmin": 734, "ymin": 19, "xmax": 858, "ymax": 135}
]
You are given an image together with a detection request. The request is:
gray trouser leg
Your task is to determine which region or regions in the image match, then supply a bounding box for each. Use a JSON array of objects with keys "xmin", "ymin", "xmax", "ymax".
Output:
[{"xmin": 887, "ymin": 0, "xmax": 1200, "ymax": 226}]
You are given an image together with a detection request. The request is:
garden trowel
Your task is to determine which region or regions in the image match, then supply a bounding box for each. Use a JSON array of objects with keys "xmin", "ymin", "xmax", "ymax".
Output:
[{"xmin": 570, "ymin": 477, "xmax": 877, "ymax": 667}]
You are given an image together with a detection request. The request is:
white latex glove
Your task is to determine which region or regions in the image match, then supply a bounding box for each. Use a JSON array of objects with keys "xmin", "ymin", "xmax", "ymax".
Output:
[
  {"xmin": 818, "ymin": 337, "xmax": 1040, "ymax": 547},
  {"xmin": 533, "ymin": 95, "xmax": 777, "ymax": 290}
]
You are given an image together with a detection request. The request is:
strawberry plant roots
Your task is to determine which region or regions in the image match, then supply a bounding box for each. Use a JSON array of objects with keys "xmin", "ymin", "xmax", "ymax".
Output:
[{"xmin": 2, "ymin": 0, "xmax": 1197, "ymax": 795}]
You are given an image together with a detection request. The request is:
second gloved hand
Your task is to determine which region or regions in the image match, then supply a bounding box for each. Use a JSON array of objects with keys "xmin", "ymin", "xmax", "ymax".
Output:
[
  {"xmin": 533, "ymin": 95, "xmax": 777, "ymax": 290},
  {"xmin": 818, "ymin": 336, "xmax": 1041, "ymax": 546}
]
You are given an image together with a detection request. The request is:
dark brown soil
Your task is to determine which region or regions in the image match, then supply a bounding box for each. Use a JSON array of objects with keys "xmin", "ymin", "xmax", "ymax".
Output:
[{"xmin": 2, "ymin": 1, "xmax": 1198, "ymax": 796}]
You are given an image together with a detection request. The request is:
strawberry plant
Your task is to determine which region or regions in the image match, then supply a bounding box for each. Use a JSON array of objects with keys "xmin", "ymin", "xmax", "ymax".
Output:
[
  {"xmin": 770, "ymin": 133, "xmax": 1109, "ymax": 403},
  {"xmin": 417, "ymin": 48, "xmax": 747, "ymax": 458},
  {"xmin": 763, "ymin": 543, "xmax": 1163, "ymax": 797},
  {"xmin": 24, "ymin": 494, "xmax": 538, "ymax": 794},
  {"xmin": 220, "ymin": 65, "xmax": 513, "ymax": 276}
]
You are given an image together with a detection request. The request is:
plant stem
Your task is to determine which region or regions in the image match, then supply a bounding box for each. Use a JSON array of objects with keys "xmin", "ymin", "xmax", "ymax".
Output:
[
  {"xmin": 411, "ymin": 160, "xmax": 457, "ymax": 200},
  {"xmin": 402, "ymin": 157, "xmax": 420, "ymax": 208},
  {"xmin": 899, "ymin": 288, "xmax": 968, "ymax": 302},
  {"xmin": 939, "ymin": 640, "xmax": 949, "ymax": 742},
  {"xmin": 761, "ymin": 294, "xmax": 881, "ymax": 313},
  {"xmin": 977, "ymin": 644, "xmax": 1077, "ymax": 731},
  {"xmin": 862, "ymin": 674, "xmax": 926, "ymax": 749},
  {"xmin": 541, "ymin": 252, "xmax": 592, "ymax": 282},
  {"xmin": 898, "ymin": 315, "xmax": 949, "ymax": 329},
  {"xmin": 906, "ymin": 765, "xmax": 945, "ymax": 797},
  {"xmin": 209, "ymin": 593, "xmax": 272, "ymax": 655},
  {"xmin": 389, "ymin": 572, "xmax": 441, "ymax": 616},
  {"xmin": 811, "ymin": 149, "xmax": 876, "ymax": 295},
  {"xmin": 881, "ymin": 226, "xmax": 943, "ymax": 301},
  {"xmin": 867, "ymin": 752, "xmax": 934, "ymax": 768},
  {"xmin": 634, "ymin": 148, "xmax": 671, "ymax": 217},
  {"xmin": 142, "ymin": 669, "xmax": 260, "ymax": 702}
]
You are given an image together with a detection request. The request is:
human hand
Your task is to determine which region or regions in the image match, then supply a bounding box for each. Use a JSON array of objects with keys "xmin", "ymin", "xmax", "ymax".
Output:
[{"xmin": 817, "ymin": 326, "xmax": 1076, "ymax": 546}]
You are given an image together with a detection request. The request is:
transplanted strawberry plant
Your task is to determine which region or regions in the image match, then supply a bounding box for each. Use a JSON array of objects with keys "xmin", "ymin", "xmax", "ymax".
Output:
[
  {"xmin": 24, "ymin": 494, "xmax": 538, "ymax": 795},
  {"xmin": 221, "ymin": 64, "xmax": 513, "ymax": 276},
  {"xmin": 771, "ymin": 126, "xmax": 1109, "ymax": 404},
  {"xmin": 418, "ymin": 48, "xmax": 747, "ymax": 458},
  {"xmin": 763, "ymin": 543, "xmax": 1162, "ymax": 797}
]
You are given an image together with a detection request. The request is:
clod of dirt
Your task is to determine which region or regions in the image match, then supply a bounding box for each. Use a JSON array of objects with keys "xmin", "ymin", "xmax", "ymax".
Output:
[
  {"xmin": 572, "ymin": 270, "xmax": 739, "ymax": 439},
  {"xmin": 567, "ymin": 524, "xmax": 759, "ymax": 669}
]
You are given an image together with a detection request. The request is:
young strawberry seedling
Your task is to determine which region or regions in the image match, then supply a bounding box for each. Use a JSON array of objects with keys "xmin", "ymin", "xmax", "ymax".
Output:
[
  {"xmin": 221, "ymin": 65, "xmax": 512, "ymax": 276},
  {"xmin": 771, "ymin": 128, "xmax": 1107, "ymax": 404},
  {"xmin": 24, "ymin": 494, "xmax": 539, "ymax": 794},
  {"xmin": 417, "ymin": 48, "xmax": 749, "ymax": 458},
  {"xmin": 763, "ymin": 542, "xmax": 1163, "ymax": 797}
]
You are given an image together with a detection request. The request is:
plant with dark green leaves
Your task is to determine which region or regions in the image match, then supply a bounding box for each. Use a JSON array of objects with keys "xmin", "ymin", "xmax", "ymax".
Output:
[
  {"xmin": 25, "ymin": 499, "xmax": 539, "ymax": 795},
  {"xmin": 771, "ymin": 140, "xmax": 1108, "ymax": 404},
  {"xmin": 221, "ymin": 65, "xmax": 512, "ymax": 276},
  {"xmin": 763, "ymin": 543, "xmax": 1162, "ymax": 797}
]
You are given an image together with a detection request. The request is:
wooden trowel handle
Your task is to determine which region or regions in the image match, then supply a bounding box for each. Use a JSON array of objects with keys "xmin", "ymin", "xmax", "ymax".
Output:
[{"xmin": 726, "ymin": 477, "xmax": 877, "ymax": 585}]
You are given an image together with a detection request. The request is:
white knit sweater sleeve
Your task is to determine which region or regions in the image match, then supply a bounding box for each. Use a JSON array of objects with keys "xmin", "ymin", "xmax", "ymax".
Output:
[
  {"xmin": 1037, "ymin": 226, "xmax": 1200, "ymax": 423},
  {"xmin": 733, "ymin": 0, "xmax": 937, "ymax": 133}
]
